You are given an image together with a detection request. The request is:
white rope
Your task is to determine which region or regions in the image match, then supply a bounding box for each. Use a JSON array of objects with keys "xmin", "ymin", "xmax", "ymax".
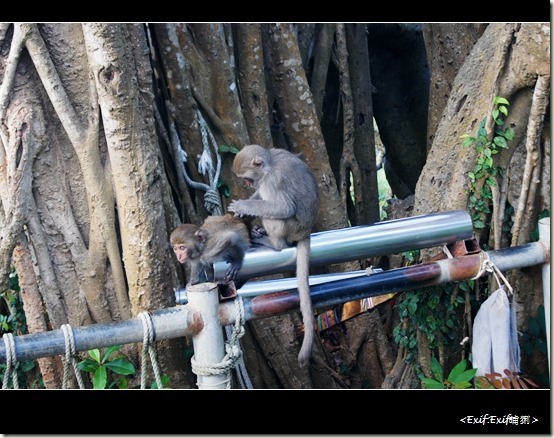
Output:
[
  {"xmin": 471, "ymin": 252, "xmax": 514, "ymax": 295},
  {"xmin": 139, "ymin": 311, "xmax": 163, "ymax": 389},
  {"xmin": 190, "ymin": 297, "xmax": 249, "ymax": 389},
  {"xmin": 61, "ymin": 324, "xmax": 85, "ymax": 389},
  {"xmin": 2, "ymin": 333, "xmax": 18, "ymax": 389},
  {"xmin": 177, "ymin": 110, "xmax": 223, "ymax": 215},
  {"xmin": 226, "ymin": 296, "xmax": 252, "ymax": 389}
]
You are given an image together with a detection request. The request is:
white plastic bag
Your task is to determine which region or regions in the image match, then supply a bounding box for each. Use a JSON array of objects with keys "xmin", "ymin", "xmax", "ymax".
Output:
[{"xmin": 471, "ymin": 285, "xmax": 520, "ymax": 376}]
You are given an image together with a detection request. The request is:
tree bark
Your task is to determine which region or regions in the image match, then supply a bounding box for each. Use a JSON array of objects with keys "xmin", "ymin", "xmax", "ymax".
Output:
[
  {"xmin": 345, "ymin": 24, "xmax": 380, "ymax": 225},
  {"xmin": 233, "ymin": 24, "xmax": 273, "ymax": 148},
  {"xmin": 422, "ymin": 24, "xmax": 487, "ymax": 152},
  {"xmin": 368, "ymin": 24, "xmax": 429, "ymax": 198},
  {"xmin": 262, "ymin": 23, "xmax": 347, "ymax": 234}
]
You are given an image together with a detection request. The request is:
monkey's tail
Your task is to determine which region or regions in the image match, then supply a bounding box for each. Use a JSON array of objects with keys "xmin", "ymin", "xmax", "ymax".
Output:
[{"xmin": 296, "ymin": 237, "xmax": 314, "ymax": 368}]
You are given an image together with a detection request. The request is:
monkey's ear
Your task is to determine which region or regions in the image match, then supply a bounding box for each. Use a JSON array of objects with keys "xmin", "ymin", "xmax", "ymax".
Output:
[
  {"xmin": 252, "ymin": 156, "xmax": 264, "ymax": 167},
  {"xmin": 194, "ymin": 229, "xmax": 207, "ymax": 243}
]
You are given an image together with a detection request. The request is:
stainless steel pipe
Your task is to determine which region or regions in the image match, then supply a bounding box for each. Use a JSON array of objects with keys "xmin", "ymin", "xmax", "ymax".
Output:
[{"xmin": 213, "ymin": 210, "xmax": 473, "ymax": 281}]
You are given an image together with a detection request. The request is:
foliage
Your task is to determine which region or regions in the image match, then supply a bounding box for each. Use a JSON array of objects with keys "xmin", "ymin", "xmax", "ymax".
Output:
[
  {"xmin": 475, "ymin": 369, "xmax": 540, "ymax": 389},
  {"xmin": 0, "ymin": 270, "xmax": 26, "ymax": 336},
  {"xmin": 460, "ymin": 96, "xmax": 514, "ymax": 230},
  {"xmin": 393, "ymin": 283, "xmax": 466, "ymax": 373},
  {"xmin": 522, "ymin": 305, "xmax": 547, "ymax": 357},
  {"xmin": 0, "ymin": 359, "xmax": 41, "ymax": 389},
  {"xmin": 521, "ymin": 305, "xmax": 549, "ymax": 387},
  {"xmin": 216, "ymin": 144, "xmax": 240, "ymax": 199},
  {"xmin": 78, "ymin": 345, "xmax": 135, "ymax": 389},
  {"xmin": 421, "ymin": 356, "xmax": 477, "ymax": 389},
  {"xmin": 150, "ymin": 374, "xmax": 171, "ymax": 389},
  {"xmin": 0, "ymin": 269, "xmax": 43, "ymax": 388},
  {"xmin": 218, "ymin": 144, "xmax": 240, "ymax": 155},
  {"xmin": 421, "ymin": 357, "xmax": 539, "ymax": 389}
]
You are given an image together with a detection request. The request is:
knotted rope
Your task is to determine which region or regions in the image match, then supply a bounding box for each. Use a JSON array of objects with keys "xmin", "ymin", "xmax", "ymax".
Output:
[
  {"xmin": 471, "ymin": 252, "xmax": 514, "ymax": 295},
  {"xmin": 2, "ymin": 332, "xmax": 18, "ymax": 389},
  {"xmin": 179, "ymin": 109, "xmax": 223, "ymax": 215},
  {"xmin": 61, "ymin": 323, "xmax": 85, "ymax": 389},
  {"xmin": 190, "ymin": 296, "xmax": 249, "ymax": 389},
  {"xmin": 139, "ymin": 311, "xmax": 163, "ymax": 389}
]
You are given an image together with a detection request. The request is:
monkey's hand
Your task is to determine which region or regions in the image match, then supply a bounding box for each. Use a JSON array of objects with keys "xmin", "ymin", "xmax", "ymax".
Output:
[
  {"xmin": 225, "ymin": 261, "xmax": 242, "ymax": 280},
  {"xmin": 228, "ymin": 199, "xmax": 251, "ymax": 218}
]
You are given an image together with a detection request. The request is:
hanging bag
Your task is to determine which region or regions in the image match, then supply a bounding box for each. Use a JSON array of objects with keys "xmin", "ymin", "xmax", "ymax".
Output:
[{"xmin": 471, "ymin": 258, "xmax": 520, "ymax": 376}]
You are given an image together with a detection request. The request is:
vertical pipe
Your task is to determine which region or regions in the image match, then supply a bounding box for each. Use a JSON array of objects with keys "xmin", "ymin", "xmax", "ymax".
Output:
[
  {"xmin": 538, "ymin": 217, "xmax": 550, "ymax": 371},
  {"xmin": 186, "ymin": 282, "xmax": 228, "ymax": 389}
]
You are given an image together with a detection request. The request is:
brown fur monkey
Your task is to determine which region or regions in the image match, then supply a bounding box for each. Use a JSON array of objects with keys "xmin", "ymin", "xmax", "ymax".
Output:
[
  {"xmin": 228, "ymin": 144, "xmax": 320, "ymax": 367},
  {"xmin": 170, "ymin": 214, "xmax": 251, "ymax": 285}
]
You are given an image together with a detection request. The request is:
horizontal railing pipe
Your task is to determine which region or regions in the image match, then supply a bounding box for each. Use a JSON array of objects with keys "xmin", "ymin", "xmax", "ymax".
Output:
[
  {"xmin": 217, "ymin": 241, "xmax": 549, "ymax": 324},
  {"xmin": 213, "ymin": 210, "xmax": 473, "ymax": 281},
  {"xmin": 0, "ymin": 239, "xmax": 548, "ymax": 365},
  {"xmin": 0, "ymin": 306, "xmax": 202, "ymax": 363}
]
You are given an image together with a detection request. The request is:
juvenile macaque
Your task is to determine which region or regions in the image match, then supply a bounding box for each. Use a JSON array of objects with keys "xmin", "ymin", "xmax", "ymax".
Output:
[
  {"xmin": 170, "ymin": 214, "xmax": 251, "ymax": 285},
  {"xmin": 228, "ymin": 144, "xmax": 320, "ymax": 367}
]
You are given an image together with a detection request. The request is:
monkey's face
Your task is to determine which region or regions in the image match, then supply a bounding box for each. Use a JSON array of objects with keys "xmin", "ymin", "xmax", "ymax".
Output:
[
  {"xmin": 233, "ymin": 153, "xmax": 266, "ymax": 189},
  {"xmin": 170, "ymin": 224, "xmax": 205, "ymax": 263},
  {"xmin": 172, "ymin": 244, "xmax": 195, "ymax": 263}
]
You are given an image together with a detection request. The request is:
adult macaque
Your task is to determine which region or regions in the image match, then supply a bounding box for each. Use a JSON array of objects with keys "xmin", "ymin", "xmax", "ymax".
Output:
[
  {"xmin": 170, "ymin": 214, "xmax": 251, "ymax": 285},
  {"xmin": 228, "ymin": 144, "xmax": 320, "ymax": 367}
]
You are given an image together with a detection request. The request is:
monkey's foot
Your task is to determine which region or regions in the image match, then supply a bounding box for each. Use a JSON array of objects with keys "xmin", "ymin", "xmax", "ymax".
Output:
[{"xmin": 251, "ymin": 225, "xmax": 268, "ymax": 239}]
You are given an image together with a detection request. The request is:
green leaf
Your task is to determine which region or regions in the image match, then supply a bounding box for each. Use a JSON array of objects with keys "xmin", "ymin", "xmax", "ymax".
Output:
[
  {"xmin": 93, "ymin": 365, "xmax": 107, "ymax": 389},
  {"xmin": 504, "ymin": 127, "xmax": 515, "ymax": 140},
  {"xmin": 452, "ymin": 381, "xmax": 473, "ymax": 389},
  {"xmin": 118, "ymin": 377, "xmax": 128, "ymax": 389},
  {"xmin": 217, "ymin": 180, "xmax": 231, "ymax": 198},
  {"xmin": 450, "ymin": 368, "xmax": 478, "ymax": 384},
  {"xmin": 430, "ymin": 356, "xmax": 443, "ymax": 382},
  {"xmin": 528, "ymin": 317, "xmax": 540, "ymax": 337},
  {"xmin": 473, "ymin": 220, "xmax": 485, "ymax": 229},
  {"xmin": 494, "ymin": 136, "xmax": 508, "ymax": 148},
  {"xmin": 421, "ymin": 378, "xmax": 445, "ymax": 389},
  {"xmin": 447, "ymin": 359, "xmax": 468, "ymax": 381},
  {"xmin": 105, "ymin": 358, "xmax": 136, "ymax": 375},
  {"xmin": 151, "ymin": 375, "xmax": 170, "ymax": 389},
  {"xmin": 20, "ymin": 360, "xmax": 35, "ymax": 373},
  {"xmin": 494, "ymin": 97, "xmax": 510, "ymax": 106},
  {"xmin": 498, "ymin": 105, "xmax": 508, "ymax": 117},
  {"xmin": 88, "ymin": 349, "xmax": 102, "ymax": 364},
  {"xmin": 77, "ymin": 359, "xmax": 99, "ymax": 373},
  {"xmin": 492, "ymin": 108, "xmax": 499, "ymax": 120},
  {"xmin": 218, "ymin": 144, "xmax": 241, "ymax": 154},
  {"xmin": 102, "ymin": 345, "xmax": 122, "ymax": 363}
]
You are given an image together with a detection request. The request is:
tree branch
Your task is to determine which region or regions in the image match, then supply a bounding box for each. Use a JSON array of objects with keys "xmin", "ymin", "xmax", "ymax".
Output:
[{"xmin": 511, "ymin": 74, "xmax": 550, "ymax": 246}]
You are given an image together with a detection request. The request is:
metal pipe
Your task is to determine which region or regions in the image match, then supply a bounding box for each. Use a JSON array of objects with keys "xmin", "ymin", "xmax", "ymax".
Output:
[
  {"xmin": 213, "ymin": 210, "xmax": 473, "ymax": 281},
  {"xmin": 1, "ymin": 243, "xmax": 548, "ymax": 364},
  {"xmin": 0, "ymin": 305, "xmax": 203, "ymax": 363},
  {"xmin": 218, "ymin": 242, "xmax": 549, "ymax": 324},
  {"xmin": 538, "ymin": 217, "xmax": 550, "ymax": 371},
  {"xmin": 187, "ymin": 282, "xmax": 229, "ymax": 389},
  {"xmin": 174, "ymin": 270, "xmax": 372, "ymax": 305}
]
